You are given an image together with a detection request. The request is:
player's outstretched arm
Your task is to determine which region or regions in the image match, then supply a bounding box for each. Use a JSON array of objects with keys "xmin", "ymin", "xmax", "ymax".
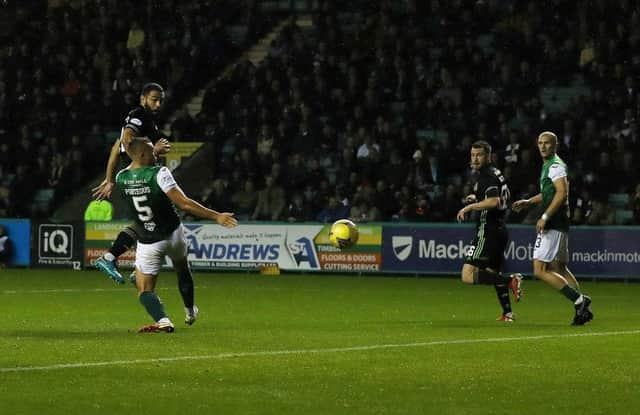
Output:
[
  {"xmin": 166, "ymin": 186, "xmax": 238, "ymax": 228},
  {"xmin": 92, "ymin": 139, "xmax": 122, "ymax": 200},
  {"xmin": 456, "ymin": 196, "xmax": 500, "ymax": 222},
  {"xmin": 512, "ymin": 193, "xmax": 542, "ymax": 212}
]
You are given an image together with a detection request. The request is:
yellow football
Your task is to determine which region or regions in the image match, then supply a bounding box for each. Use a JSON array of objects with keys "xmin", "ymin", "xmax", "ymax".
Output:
[{"xmin": 328, "ymin": 219, "xmax": 359, "ymax": 249}]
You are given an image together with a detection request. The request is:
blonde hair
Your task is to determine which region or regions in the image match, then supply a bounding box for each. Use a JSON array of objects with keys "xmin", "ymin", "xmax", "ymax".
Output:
[{"xmin": 538, "ymin": 131, "xmax": 558, "ymax": 144}]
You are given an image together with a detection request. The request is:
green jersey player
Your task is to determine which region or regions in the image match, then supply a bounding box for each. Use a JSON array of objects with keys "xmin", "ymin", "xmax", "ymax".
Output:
[
  {"xmin": 512, "ymin": 131, "xmax": 593, "ymax": 325},
  {"xmin": 116, "ymin": 137, "xmax": 237, "ymax": 333}
]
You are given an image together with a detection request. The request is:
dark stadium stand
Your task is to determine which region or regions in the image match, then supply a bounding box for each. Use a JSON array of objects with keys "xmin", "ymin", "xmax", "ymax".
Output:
[
  {"xmin": 0, "ymin": 0, "xmax": 280, "ymax": 219},
  {"xmin": 1, "ymin": 0, "xmax": 639, "ymax": 225}
]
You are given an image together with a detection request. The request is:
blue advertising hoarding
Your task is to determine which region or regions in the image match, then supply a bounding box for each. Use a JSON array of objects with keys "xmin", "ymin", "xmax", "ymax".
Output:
[
  {"xmin": 0, "ymin": 219, "xmax": 31, "ymax": 266},
  {"xmin": 382, "ymin": 224, "xmax": 640, "ymax": 279}
]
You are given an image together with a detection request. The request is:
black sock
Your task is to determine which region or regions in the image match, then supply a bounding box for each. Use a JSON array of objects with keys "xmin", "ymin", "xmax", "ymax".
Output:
[
  {"xmin": 495, "ymin": 283, "xmax": 512, "ymax": 314},
  {"xmin": 474, "ymin": 268, "xmax": 509, "ymax": 285},
  {"xmin": 177, "ymin": 268, "xmax": 194, "ymax": 308},
  {"xmin": 560, "ymin": 285, "xmax": 581, "ymax": 302},
  {"xmin": 109, "ymin": 228, "xmax": 137, "ymax": 258}
]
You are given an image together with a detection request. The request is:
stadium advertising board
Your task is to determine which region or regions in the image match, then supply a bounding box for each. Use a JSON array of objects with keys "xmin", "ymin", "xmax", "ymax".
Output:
[
  {"xmin": 314, "ymin": 224, "xmax": 382, "ymax": 272},
  {"xmin": 185, "ymin": 223, "xmax": 319, "ymax": 270},
  {"xmin": 0, "ymin": 219, "xmax": 30, "ymax": 266},
  {"xmin": 32, "ymin": 222, "xmax": 84, "ymax": 269},
  {"xmin": 84, "ymin": 221, "xmax": 135, "ymax": 269},
  {"xmin": 382, "ymin": 224, "xmax": 640, "ymax": 278},
  {"xmin": 184, "ymin": 223, "xmax": 382, "ymax": 272}
]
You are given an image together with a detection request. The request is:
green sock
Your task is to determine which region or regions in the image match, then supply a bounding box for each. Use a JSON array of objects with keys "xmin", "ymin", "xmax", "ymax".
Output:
[
  {"xmin": 139, "ymin": 291, "xmax": 167, "ymax": 322},
  {"xmin": 560, "ymin": 285, "xmax": 581, "ymax": 302}
]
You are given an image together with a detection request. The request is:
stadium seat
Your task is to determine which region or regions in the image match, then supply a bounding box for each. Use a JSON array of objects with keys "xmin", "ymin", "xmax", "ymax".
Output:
[
  {"xmin": 104, "ymin": 130, "xmax": 120, "ymax": 145},
  {"xmin": 32, "ymin": 188, "xmax": 55, "ymax": 215},
  {"xmin": 416, "ymin": 129, "xmax": 448, "ymax": 144},
  {"xmin": 608, "ymin": 193, "xmax": 629, "ymax": 209},
  {"xmin": 416, "ymin": 129, "xmax": 434, "ymax": 141},
  {"xmin": 260, "ymin": 1, "xmax": 279, "ymax": 12},
  {"xmin": 540, "ymin": 87, "xmax": 591, "ymax": 113},
  {"xmin": 477, "ymin": 88, "xmax": 499, "ymax": 105},
  {"xmin": 1, "ymin": 173, "xmax": 14, "ymax": 186},
  {"xmin": 390, "ymin": 101, "xmax": 406, "ymax": 115},
  {"xmin": 429, "ymin": 48, "xmax": 443, "ymax": 59},
  {"xmin": 614, "ymin": 209, "xmax": 633, "ymax": 225},
  {"xmin": 434, "ymin": 129, "xmax": 449, "ymax": 142},
  {"xmin": 476, "ymin": 34, "xmax": 495, "ymax": 53},
  {"xmin": 294, "ymin": 0, "xmax": 310, "ymax": 11},
  {"xmin": 276, "ymin": 0, "xmax": 291, "ymax": 11},
  {"xmin": 229, "ymin": 25, "xmax": 248, "ymax": 46},
  {"xmin": 337, "ymin": 12, "xmax": 352, "ymax": 24}
]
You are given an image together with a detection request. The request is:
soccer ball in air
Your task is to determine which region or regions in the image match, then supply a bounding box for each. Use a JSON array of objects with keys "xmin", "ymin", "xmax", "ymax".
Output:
[{"xmin": 328, "ymin": 219, "xmax": 359, "ymax": 249}]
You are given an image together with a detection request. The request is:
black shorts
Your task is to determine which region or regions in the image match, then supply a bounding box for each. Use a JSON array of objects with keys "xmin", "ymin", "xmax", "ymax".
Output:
[{"xmin": 464, "ymin": 225, "xmax": 508, "ymax": 271}]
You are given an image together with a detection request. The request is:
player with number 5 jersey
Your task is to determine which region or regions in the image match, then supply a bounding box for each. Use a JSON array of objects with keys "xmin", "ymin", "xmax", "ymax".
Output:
[
  {"xmin": 116, "ymin": 137, "xmax": 237, "ymax": 333},
  {"xmin": 117, "ymin": 165, "xmax": 181, "ymax": 243}
]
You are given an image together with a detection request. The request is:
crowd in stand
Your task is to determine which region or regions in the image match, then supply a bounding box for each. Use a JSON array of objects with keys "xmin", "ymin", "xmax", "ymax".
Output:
[
  {"xmin": 1, "ymin": 0, "xmax": 640, "ymax": 226},
  {"xmin": 189, "ymin": 0, "xmax": 640, "ymax": 225},
  {"xmin": 0, "ymin": 0, "xmax": 267, "ymax": 218}
]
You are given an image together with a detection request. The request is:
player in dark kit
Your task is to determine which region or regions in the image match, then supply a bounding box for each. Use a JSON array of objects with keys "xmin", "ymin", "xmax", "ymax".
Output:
[
  {"xmin": 456, "ymin": 141, "xmax": 522, "ymax": 321},
  {"xmin": 92, "ymin": 83, "xmax": 171, "ymax": 283}
]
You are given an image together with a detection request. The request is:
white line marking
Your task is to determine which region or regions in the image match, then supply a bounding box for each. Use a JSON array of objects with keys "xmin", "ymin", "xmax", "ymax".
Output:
[{"xmin": 2, "ymin": 330, "xmax": 639, "ymax": 373}]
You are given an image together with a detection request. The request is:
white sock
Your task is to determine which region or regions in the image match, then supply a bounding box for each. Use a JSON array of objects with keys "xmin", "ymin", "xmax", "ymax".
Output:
[{"xmin": 104, "ymin": 252, "xmax": 116, "ymax": 261}]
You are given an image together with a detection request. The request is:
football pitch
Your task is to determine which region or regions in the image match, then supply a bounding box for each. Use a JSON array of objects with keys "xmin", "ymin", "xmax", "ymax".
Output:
[{"xmin": 1, "ymin": 269, "xmax": 639, "ymax": 414}]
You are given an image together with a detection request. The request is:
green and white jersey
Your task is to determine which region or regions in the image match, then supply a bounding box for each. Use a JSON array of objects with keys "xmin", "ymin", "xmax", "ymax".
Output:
[
  {"xmin": 116, "ymin": 166, "xmax": 181, "ymax": 243},
  {"xmin": 540, "ymin": 154, "xmax": 570, "ymax": 231}
]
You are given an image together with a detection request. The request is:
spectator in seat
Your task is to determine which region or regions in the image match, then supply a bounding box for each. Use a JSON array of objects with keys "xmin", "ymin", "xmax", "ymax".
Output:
[
  {"xmin": 585, "ymin": 200, "xmax": 615, "ymax": 226},
  {"xmin": 202, "ymin": 179, "xmax": 234, "ymax": 213},
  {"xmin": 231, "ymin": 178, "xmax": 258, "ymax": 221},
  {"xmin": 409, "ymin": 193, "xmax": 431, "ymax": 222},
  {"xmin": 571, "ymin": 189, "xmax": 594, "ymax": 225},
  {"xmin": 286, "ymin": 192, "xmax": 311, "ymax": 222},
  {"xmin": 0, "ymin": 186, "xmax": 14, "ymax": 217},
  {"xmin": 251, "ymin": 175, "xmax": 286, "ymax": 221},
  {"xmin": 316, "ymin": 195, "xmax": 349, "ymax": 223}
]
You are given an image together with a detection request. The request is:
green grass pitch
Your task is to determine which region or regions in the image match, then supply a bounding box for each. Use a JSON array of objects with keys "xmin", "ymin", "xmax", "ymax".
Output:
[{"xmin": 1, "ymin": 269, "xmax": 639, "ymax": 414}]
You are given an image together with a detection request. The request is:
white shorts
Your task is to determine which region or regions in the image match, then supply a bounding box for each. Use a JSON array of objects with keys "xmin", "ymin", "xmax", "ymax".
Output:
[
  {"xmin": 533, "ymin": 229, "xmax": 569, "ymax": 263},
  {"xmin": 135, "ymin": 225, "xmax": 188, "ymax": 275}
]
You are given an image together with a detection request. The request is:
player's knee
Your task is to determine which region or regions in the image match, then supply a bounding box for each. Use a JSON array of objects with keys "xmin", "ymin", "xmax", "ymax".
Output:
[
  {"xmin": 461, "ymin": 267, "xmax": 475, "ymax": 284},
  {"xmin": 172, "ymin": 257, "xmax": 188, "ymax": 272},
  {"xmin": 532, "ymin": 261, "xmax": 546, "ymax": 279}
]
